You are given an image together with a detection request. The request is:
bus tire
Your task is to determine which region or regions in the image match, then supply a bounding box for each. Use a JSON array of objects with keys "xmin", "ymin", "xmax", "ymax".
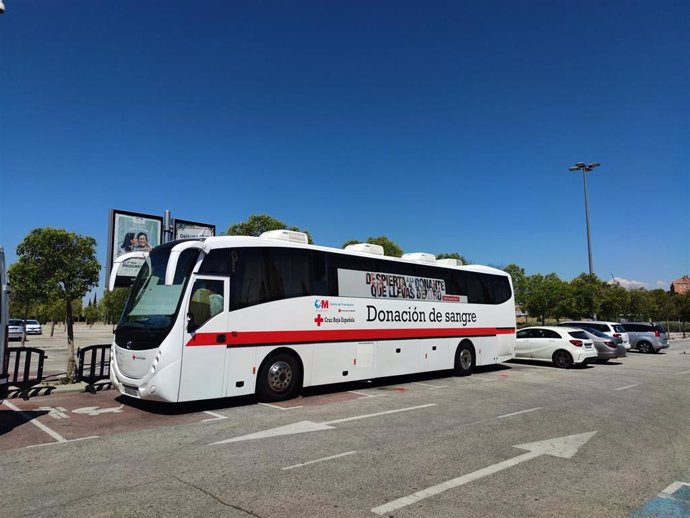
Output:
[
  {"xmin": 454, "ymin": 341, "xmax": 475, "ymax": 376},
  {"xmin": 256, "ymin": 352, "xmax": 303, "ymax": 402}
]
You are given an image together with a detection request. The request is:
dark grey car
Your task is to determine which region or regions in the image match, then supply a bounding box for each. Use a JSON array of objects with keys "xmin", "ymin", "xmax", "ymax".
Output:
[
  {"xmin": 620, "ymin": 322, "xmax": 669, "ymax": 353},
  {"xmin": 557, "ymin": 324, "xmax": 626, "ymax": 361}
]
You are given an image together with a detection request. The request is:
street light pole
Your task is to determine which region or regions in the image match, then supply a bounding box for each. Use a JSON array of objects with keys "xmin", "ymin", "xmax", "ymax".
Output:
[
  {"xmin": 569, "ymin": 162, "xmax": 600, "ymax": 319},
  {"xmin": 568, "ymin": 162, "xmax": 600, "ymax": 276}
]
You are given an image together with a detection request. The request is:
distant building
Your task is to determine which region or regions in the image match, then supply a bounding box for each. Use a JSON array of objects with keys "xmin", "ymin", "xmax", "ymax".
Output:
[{"xmin": 670, "ymin": 275, "xmax": 690, "ymax": 294}]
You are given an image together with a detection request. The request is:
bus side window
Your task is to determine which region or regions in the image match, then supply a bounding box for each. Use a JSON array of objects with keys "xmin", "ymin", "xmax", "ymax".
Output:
[{"xmin": 189, "ymin": 279, "xmax": 224, "ymax": 330}]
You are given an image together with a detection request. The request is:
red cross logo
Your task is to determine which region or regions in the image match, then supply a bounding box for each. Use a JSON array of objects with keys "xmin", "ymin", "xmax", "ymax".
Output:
[{"xmin": 314, "ymin": 314, "xmax": 324, "ymax": 327}]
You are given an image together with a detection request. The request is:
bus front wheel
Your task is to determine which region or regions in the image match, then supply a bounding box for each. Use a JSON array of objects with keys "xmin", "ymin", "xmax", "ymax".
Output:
[
  {"xmin": 256, "ymin": 352, "xmax": 302, "ymax": 402},
  {"xmin": 454, "ymin": 342, "xmax": 475, "ymax": 376}
]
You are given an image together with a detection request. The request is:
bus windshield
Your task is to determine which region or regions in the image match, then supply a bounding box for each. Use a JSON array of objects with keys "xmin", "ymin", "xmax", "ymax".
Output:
[{"xmin": 115, "ymin": 245, "xmax": 199, "ymax": 350}]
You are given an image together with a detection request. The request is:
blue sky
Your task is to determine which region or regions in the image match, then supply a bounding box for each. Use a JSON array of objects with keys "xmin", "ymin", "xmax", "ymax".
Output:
[{"xmin": 1, "ymin": 0, "xmax": 688, "ymax": 295}]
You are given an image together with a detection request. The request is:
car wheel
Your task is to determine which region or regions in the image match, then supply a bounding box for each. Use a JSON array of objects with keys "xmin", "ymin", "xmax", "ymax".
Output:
[
  {"xmin": 256, "ymin": 352, "xmax": 302, "ymax": 402},
  {"xmin": 553, "ymin": 350, "xmax": 574, "ymax": 369},
  {"xmin": 638, "ymin": 341, "xmax": 653, "ymax": 354},
  {"xmin": 454, "ymin": 341, "xmax": 475, "ymax": 376}
]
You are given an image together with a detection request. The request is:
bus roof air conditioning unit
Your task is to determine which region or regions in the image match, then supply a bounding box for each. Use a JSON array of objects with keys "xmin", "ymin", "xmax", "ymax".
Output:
[
  {"xmin": 402, "ymin": 252, "xmax": 436, "ymax": 263},
  {"xmin": 260, "ymin": 230, "xmax": 309, "ymax": 244},
  {"xmin": 436, "ymin": 258, "xmax": 464, "ymax": 266},
  {"xmin": 345, "ymin": 243, "xmax": 385, "ymax": 256}
]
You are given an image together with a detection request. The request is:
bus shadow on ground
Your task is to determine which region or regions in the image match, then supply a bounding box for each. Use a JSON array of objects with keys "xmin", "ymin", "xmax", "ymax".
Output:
[
  {"xmin": 114, "ymin": 364, "xmax": 510, "ymax": 415},
  {"xmin": 0, "ymin": 409, "xmax": 50, "ymax": 436}
]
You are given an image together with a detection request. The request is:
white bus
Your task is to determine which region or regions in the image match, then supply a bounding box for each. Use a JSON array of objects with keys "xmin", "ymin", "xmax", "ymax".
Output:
[
  {"xmin": 1, "ymin": 247, "xmax": 9, "ymax": 401},
  {"xmin": 109, "ymin": 231, "xmax": 515, "ymax": 403}
]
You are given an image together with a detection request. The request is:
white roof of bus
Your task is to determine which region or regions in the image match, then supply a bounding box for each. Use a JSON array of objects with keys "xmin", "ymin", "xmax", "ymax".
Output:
[{"xmin": 182, "ymin": 235, "xmax": 510, "ymax": 278}]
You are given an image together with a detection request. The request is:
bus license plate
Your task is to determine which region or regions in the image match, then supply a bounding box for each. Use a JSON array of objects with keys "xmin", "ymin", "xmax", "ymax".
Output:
[{"xmin": 123, "ymin": 385, "xmax": 139, "ymax": 397}]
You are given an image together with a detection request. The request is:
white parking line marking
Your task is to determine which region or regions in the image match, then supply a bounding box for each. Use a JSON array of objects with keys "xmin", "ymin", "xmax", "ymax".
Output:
[
  {"xmin": 282, "ymin": 451, "xmax": 356, "ymax": 470},
  {"xmin": 27, "ymin": 436, "xmax": 99, "ymax": 448},
  {"xmin": 497, "ymin": 407, "xmax": 542, "ymax": 419},
  {"xmin": 259, "ymin": 402, "xmax": 303, "ymax": 411},
  {"xmin": 661, "ymin": 481, "xmax": 690, "ymax": 494},
  {"xmin": 3, "ymin": 400, "xmax": 67, "ymax": 443},
  {"xmin": 472, "ymin": 377, "xmax": 497, "ymax": 382},
  {"xmin": 615, "ymin": 384, "xmax": 639, "ymax": 391},
  {"xmin": 347, "ymin": 391, "xmax": 384, "ymax": 398},
  {"xmin": 673, "ymin": 370, "xmax": 690, "ymax": 376},
  {"xmin": 324, "ymin": 404, "xmax": 437, "ymax": 425},
  {"xmin": 412, "ymin": 382, "xmax": 448, "ymax": 389},
  {"xmin": 202, "ymin": 411, "xmax": 228, "ymax": 422}
]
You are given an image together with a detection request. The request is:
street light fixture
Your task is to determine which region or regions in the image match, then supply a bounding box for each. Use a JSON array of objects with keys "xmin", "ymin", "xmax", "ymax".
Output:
[{"xmin": 568, "ymin": 162, "xmax": 600, "ymax": 276}]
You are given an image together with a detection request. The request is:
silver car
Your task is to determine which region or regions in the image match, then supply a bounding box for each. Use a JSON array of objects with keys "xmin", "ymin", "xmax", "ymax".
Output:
[
  {"xmin": 620, "ymin": 322, "xmax": 670, "ymax": 353},
  {"xmin": 578, "ymin": 327, "xmax": 627, "ymax": 361},
  {"xmin": 8, "ymin": 319, "xmax": 24, "ymax": 341}
]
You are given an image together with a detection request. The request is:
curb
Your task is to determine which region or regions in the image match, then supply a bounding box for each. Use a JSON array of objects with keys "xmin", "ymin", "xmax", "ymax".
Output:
[{"xmin": 7, "ymin": 381, "xmax": 113, "ymax": 401}]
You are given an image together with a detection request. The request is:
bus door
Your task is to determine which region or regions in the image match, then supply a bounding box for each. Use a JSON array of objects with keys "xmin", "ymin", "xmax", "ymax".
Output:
[{"xmin": 179, "ymin": 275, "xmax": 229, "ymax": 401}]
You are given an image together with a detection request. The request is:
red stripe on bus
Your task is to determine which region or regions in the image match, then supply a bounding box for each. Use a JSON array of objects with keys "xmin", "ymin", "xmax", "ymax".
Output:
[{"xmin": 185, "ymin": 327, "xmax": 515, "ymax": 347}]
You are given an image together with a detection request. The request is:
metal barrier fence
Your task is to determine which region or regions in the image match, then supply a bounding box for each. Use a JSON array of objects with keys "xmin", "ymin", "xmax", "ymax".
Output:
[
  {"xmin": 77, "ymin": 344, "xmax": 111, "ymax": 394},
  {"xmin": 8, "ymin": 347, "xmax": 46, "ymax": 400}
]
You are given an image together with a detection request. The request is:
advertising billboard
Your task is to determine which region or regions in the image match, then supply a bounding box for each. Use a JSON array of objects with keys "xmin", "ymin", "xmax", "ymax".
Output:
[
  {"xmin": 173, "ymin": 219, "xmax": 216, "ymax": 240},
  {"xmin": 107, "ymin": 209, "xmax": 163, "ymax": 287}
]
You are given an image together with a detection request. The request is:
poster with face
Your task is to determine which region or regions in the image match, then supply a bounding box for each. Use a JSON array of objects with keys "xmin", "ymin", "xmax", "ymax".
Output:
[{"xmin": 107, "ymin": 210, "xmax": 163, "ymax": 287}]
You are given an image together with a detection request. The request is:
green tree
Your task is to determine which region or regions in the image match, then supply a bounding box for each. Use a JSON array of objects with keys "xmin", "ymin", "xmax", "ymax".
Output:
[
  {"xmin": 225, "ymin": 214, "xmax": 313, "ymax": 243},
  {"xmin": 523, "ymin": 273, "xmax": 568, "ymax": 324},
  {"xmin": 626, "ymin": 288, "xmax": 654, "ymax": 321},
  {"xmin": 44, "ymin": 297, "xmax": 67, "ymax": 336},
  {"xmin": 342, "ymin": 236, "xmax": 403, "ymax": 258},
  {"xmin": 569, "ymin": 273, "xmax": 605, "ymax": 319},
  {"xmin": 502, "ymin": 264, "xmax": 527, "ymax": 307},
  {"xmin": 436, "ymin": 252, "xmax": 467, "ymax": 265},
  {"xmin": 552, "ymin": 280, "xmax": 575, "ymax": 321},
  {"xmin": 12, "ymin": 228, "xmax": 100, "ymax": 381},
  {"xmin": 674, "ymin": 292, "xmax": 690, "ymax": 338},
  {"xmin": 649, "ymin": 288, "xmax": 673, "ymax": 325},
  {"xmin": 100, "ymin": 288, "xmax": 131, "ymax": 325},
  {"xmin": 598, "ymin": 283, "xmax": 628, "ymax": 321},
  {"xmin": 84, "ymin": 302, "xmax": 99, "ymax": 326},
  {"xmin": 8, "ymin": 259, "xmax": 43, "ymax": 345}
]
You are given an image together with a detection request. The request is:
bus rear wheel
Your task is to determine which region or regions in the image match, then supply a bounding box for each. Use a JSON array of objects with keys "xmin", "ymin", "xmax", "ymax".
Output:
[
  {"xmin": 454, "ymin": 342, "xmax": 475, "ymax": 376},
  {"xmin": 256, "ymin": 352, "xmax": 302, "ymax": 402}
]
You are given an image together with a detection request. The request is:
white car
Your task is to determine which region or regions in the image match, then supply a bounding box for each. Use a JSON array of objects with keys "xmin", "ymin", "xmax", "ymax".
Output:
[
  {"xmin": 515, "ymin": 326, "xmax": 598, "ymax": 368},
  {"xmin": 24, "ymin": 319, "xmax": 42, "ymax": 335}
]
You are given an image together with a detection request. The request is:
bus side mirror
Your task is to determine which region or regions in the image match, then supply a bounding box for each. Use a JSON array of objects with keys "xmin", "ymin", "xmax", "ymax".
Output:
[{"xmin": 187, "ymin": 312, "xmax": 199, "ymax": 333}]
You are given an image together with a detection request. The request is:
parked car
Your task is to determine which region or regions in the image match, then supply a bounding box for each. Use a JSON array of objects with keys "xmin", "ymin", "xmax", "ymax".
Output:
[
  {"xmin": 557, "ymin": 325, "xmax": 627, "ymax": 361},
  {"xmin": 514, "ymin": 326, "xmax": 597, "ymax": 368},
  {"xmin": 619, "ymin": 322, "xmax": 670, "ymax": 353},
  {"xmin": 8, "ymin": 319, "xmax": 24, "ymax": 341},
  {"xmin": 560, "ymin": 321, "xmax": 630, "ymax": 349},
  {"xmin": 24, "ymin": 319, "xmax": 42, "ymax": 335}
]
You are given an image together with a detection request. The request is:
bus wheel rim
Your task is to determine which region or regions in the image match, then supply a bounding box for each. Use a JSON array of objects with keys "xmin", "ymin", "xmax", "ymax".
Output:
[
  {"xmin": 459, "ymin": 349, "xmax": 472, "ymax": 370},
  {"xmin": 268, "ymin": 361, "xmax": 292, "ymax": 392}
]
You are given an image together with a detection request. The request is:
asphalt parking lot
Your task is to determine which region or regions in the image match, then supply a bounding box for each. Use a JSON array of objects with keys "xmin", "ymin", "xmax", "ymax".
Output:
[{"xmin": 2, "ymin": 338, "xmax": 690, "ymax": 517}]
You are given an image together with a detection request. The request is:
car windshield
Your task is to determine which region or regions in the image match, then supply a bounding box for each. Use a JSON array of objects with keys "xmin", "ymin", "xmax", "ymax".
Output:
[
  {"xmin": 654, "ymin": 323, "xmax": 667, "ymax": 333},
  {"xmin": 9, "ymin": 319, "xmax": 22, "ymax": 326},
  {"xmin": 27, "ymin": 320, "xmax": 39, "ymax": 325},
  {"xmin": 568, "ymin": 331, "xmax": 589, "ymax": 340},
  {"xmin": 613, "ymin": 324, "xmax": 626, "ymax": 332}
]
